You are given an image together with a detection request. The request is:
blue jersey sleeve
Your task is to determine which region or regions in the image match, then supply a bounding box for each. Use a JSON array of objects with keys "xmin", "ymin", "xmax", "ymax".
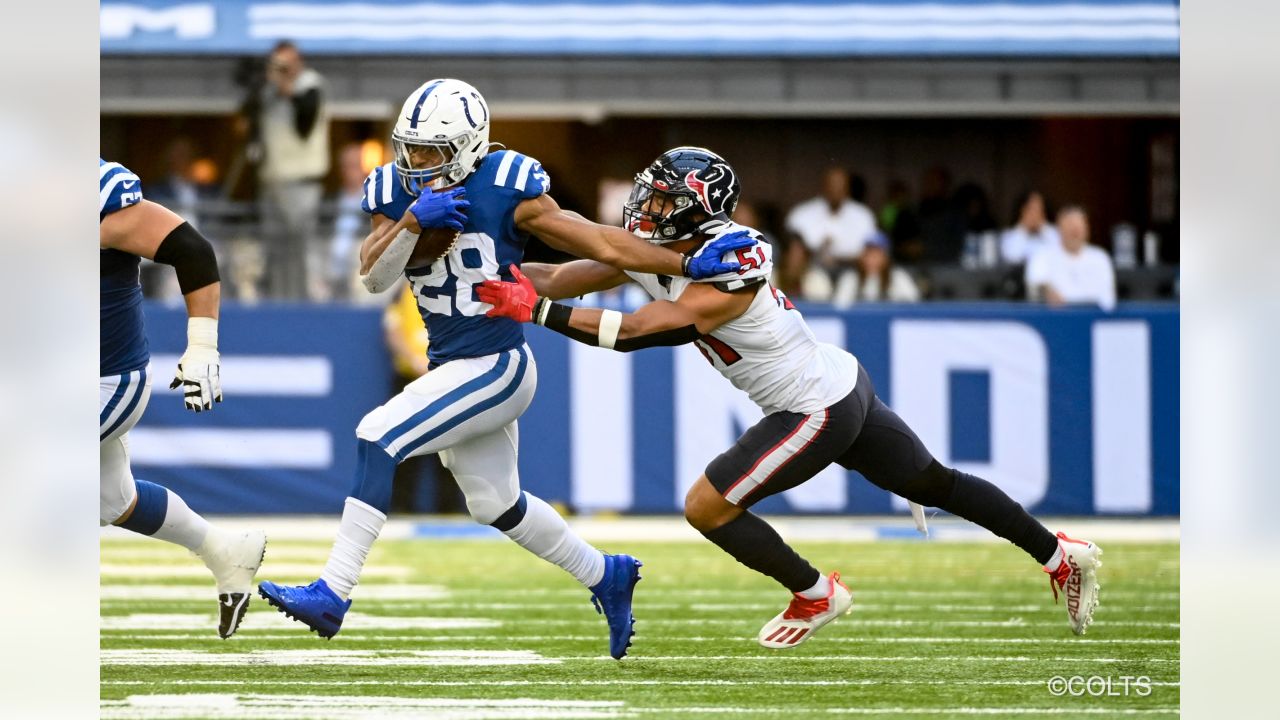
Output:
[
  {"xmin": 489, "ymin": 151, "xmax": 550, "ymax": 200},
  {"xmin": 99, "ymin": 158, "xmax": 144, "ymax": 220},
  {"xmin": 361, "ymin": 162, "xmax": 415, "ymax": 220}
]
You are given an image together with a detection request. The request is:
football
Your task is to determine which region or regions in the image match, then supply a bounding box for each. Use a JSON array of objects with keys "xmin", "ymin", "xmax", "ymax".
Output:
[{"xmin": 408, "ymin": 227, "xmax": 460, "ymax": 267}]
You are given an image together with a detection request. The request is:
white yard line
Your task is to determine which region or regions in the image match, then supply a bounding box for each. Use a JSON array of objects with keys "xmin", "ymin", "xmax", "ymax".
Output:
[
  {"xmin": 100, "ymin": 613, "xmax": 498, "ymax": 631},
  {"xmin": 100, "ymin": 649, "xmax": 555, "ymax": 667},
  {"xmin": 101, "ymin": 516, "xmax": 1180, "ymax": 543},
  {"xmin": 102, "ymin": 633, "xmax": 1177, "ymax": 644},
  {"xmin": 100, "ymin": 649, "xmax": 1174, "ymax": 665},
  {"xmin": 99, "ymin": 583, "xmax": 450, "ymax": 601},
  {"xmin": 103, "ymin": 679, "xmax": 1182, "ymax": 688},
  {"xmin": 102, "ymin": 694, "xmax": 623, "ymax": 720},
  {"xmin": 99, "ymin": 563, "xmax": 410, "ymax": 579}
]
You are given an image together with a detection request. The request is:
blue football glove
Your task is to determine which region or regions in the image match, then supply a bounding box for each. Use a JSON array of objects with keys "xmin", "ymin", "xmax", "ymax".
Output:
[
  {"xmin": 682, "ymin": 230, "xmax": 758, "ymax": 279},
  {"xmin": 409, "ymin": 187, "xmax": 470, "ymax": 232}
]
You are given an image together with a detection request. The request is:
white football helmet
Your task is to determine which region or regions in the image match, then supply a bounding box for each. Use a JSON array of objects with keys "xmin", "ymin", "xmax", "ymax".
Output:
[{"xmin": 392, "ymin": 78, "xmax": 491, "ymax": 194}]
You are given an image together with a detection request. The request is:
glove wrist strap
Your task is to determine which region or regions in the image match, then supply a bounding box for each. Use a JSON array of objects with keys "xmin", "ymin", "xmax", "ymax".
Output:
[
  {"xmin": 187, "ymin": 316, "xmax": 218, "ymax": 351},
  {"xmin": 681, "ymin": 255, "xmax": 692, "ymax": 277},
  {"xmin": 532, "ymin": 297, "xmax": 553, "ymax": 326}
]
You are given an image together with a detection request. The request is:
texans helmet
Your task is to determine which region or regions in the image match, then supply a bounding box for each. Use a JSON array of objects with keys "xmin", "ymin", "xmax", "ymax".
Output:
[{"xmin": 623, "ymin": 147, "xmax": 740, "ymax": 244}]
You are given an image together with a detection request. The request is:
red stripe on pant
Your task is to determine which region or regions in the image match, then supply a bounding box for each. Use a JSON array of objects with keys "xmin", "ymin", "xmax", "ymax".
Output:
[{"xmin": 723, "ymin": 410, "xmax": 826, "ymax": 502}]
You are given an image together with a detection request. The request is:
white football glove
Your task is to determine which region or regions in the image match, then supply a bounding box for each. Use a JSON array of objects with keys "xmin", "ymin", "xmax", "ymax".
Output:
[{"xmin": 169, "ymin": 316, "xmax": 222, "ymax": 412}]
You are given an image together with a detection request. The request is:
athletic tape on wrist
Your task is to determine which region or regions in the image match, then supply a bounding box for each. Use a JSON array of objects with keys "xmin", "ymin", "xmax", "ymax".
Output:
[{"xmin": 598, "ymin": 310, "xmax": 623, "ymax": 349}]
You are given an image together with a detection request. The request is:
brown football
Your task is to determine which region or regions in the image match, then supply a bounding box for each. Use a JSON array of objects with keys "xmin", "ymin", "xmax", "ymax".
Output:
[{"xmin": 408, "ymin": 227, "xmax": 460, "ymax": 267}]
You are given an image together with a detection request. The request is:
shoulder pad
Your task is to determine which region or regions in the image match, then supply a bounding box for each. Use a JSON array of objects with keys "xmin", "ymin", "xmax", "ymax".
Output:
[
  {"xmin": 487, "ymin": 150, "xmax": 549, "ymax": 200},
  {"xmin": 99, "ymin": 158, "xmax": 144, "ymax": 218},
  {"xmin": 361, "ymin": 163, "xmax": 401, "ymax": 215},
  {"xmin": 688, "ymin": 222, "xmax": 774, "ymax": 286}
]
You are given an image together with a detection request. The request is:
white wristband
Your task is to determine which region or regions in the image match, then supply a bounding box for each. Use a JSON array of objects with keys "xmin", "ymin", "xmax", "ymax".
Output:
[
  {"xmin": 598, "ymin": 310, "xmax": 623, "ymax": 350},
  {"xmin": 187, "ymin": 316, "xmax": 218, "ymax": 351}
]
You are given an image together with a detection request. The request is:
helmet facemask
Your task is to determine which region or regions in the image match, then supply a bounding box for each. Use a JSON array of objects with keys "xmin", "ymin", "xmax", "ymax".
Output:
[
  {"xmin": 623, "ymin": 174, "xmax": 706, "ymax": 244},
  {"xmin": 393, "ymin": 135, "xmax": 466, "ymax": 195}
]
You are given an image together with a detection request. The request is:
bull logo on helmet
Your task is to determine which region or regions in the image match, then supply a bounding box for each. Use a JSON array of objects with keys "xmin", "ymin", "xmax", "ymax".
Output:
[{"xmin": 684, "ymin": 163, "xmax": 736, "ymax": 216}]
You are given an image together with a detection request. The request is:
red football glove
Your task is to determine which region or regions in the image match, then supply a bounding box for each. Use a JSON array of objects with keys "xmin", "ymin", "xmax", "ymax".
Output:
[{"xmin": 477, "ymin": 265, "xmax": 539, "ymax": 323}]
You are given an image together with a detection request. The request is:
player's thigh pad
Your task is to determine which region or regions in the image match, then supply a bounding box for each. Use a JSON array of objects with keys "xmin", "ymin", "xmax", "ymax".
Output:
[
  {"xmin": 835, "ymin": 394, "xmax": 937, "ymax": 494},
  {"xmin": 100, "ymin": 367, "xmax": 152, "ymax": 444},
  {"xmin": 356, "ymin": 345, "xmax": 536, "ymax": 462},
  {"xmin": 706, "ymin": 380, "xmax": 869, "ymax": 508},
  {"xmin": 100, "ymin": 434, "xmax": 137, "ymax": 526},
  {"xmin": 440, "ymin": 422, "xmax": 522, "ymax": 525}
]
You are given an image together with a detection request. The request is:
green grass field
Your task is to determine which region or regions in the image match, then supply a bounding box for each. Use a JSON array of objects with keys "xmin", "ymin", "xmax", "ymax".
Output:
[{"xmin": 101, "ymin": 534, "xmax": 1179, "ymax": 719}]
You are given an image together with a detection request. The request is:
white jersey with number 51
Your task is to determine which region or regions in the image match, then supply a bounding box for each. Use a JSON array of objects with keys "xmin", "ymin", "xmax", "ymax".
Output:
[{"xmin": 624, "ymin": 221, "xmax": 859, "ymax": 415}]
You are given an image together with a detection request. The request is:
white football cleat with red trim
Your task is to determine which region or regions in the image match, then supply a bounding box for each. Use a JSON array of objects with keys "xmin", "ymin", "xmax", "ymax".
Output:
[
  {"xmin": 1045, "ymin": 531, "xmax": 1103, "ymax": 635},
  {"xmin": 757, "ymin": 572, "xmax": 852, "ymax": 649}
]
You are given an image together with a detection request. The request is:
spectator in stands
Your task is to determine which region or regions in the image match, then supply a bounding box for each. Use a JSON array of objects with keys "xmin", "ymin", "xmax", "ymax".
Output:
[
  {"xmin": 143, "ymin": 137, "xmax": 220, "ymax": 300},
  {"xmin": 328, "ymin": 143, "xmax": 371, "ymax": 302},
  {"xmin": 252, "ymin": 40, "xmax": 330, "ymax": 300},
  {"xmin": 785, "ymin": 166, "xmax": 877, "ymax": 275},
  {"xmin": 896, "ymin": 165, "xmax": 965, "ymax": 265},
  {"xmin": 147, "ymin": 137, "xmax": 217, "ymax": 228},
  {"xmin": 878, "ymin": 179, "xmax": 912, "ymax": 241},
  {"xmin": 1025, "ymin": 205, "xmax": 1116, "ymax": 311},
  {"xmin": 831, "ymin": 232, "xmax": 921, "ymax": 306},
  {"xmin": 1001, "ymin": 190, "xmax": 1060, "ymax": 265}
]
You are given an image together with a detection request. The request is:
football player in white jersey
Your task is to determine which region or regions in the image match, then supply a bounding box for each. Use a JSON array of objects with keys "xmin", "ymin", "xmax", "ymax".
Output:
[
  {"xmin": 258, "ymin": 82, "xmax": 756, "ymax": 660},
  {"xmin": 479, "ymin": 147, "xmax": 1104, "ymax": 646}
]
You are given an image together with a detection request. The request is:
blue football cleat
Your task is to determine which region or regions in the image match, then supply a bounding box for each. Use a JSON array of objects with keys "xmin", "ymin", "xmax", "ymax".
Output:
[
  {"xmin": 589, "ymin": 554, "xmax": 643, "ymax": 660},
  {"xmin": 257, "ymin": 578, "xmax": 351, "ymax": 640}
]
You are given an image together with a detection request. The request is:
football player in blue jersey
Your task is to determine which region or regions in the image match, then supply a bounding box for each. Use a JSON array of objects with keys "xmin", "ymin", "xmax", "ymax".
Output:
[
  {"xmin": 258, "ymin": 79, "xmax": 756, "ymax": 659},
  {"xmin": 99, "ymin": 158, "xmax": 267, "ymax": 638}
]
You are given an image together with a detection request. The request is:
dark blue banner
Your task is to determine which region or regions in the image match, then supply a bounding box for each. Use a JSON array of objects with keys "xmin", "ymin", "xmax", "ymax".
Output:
[{"xmin": 133, "ymin": 301, "xmax": 1178, "ymax": 517}]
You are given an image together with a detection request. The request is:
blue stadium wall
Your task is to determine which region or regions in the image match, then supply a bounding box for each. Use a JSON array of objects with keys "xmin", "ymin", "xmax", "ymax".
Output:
[{"xmin": 133, "ymin": 302, "xmax": 1178, "ymax": 517}]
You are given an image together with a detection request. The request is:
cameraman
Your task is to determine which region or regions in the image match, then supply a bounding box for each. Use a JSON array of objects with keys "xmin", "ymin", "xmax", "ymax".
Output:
[{"xmin": 251, "ymin": 40, "xmax": 330, "ymax": 300}]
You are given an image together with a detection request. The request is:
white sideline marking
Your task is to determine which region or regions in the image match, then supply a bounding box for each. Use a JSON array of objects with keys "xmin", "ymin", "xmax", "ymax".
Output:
[
  {"xmin": 825, "ymin": 711, "xmax": 1178, "ymax": 716},
  {"xmin": 343, "ymin": 599, "xmax": 1175, "ymax": 614},
  {"xmin": 105, "ymin": 633, "xmax": 1176, "ymax": 645},
  {"xmin": 102, "ymin": 515, "xmax": 1180, "ymax": 543},
  {"xmin": 99, "ymin": 563, "xmax": 410, "ymax": 579},
  {"xmin": 458, "ymin": 617, "xmax": 1178, "ymax": 628},
  {"xmin": 101, "ymin": 694, "xmax": 619, "ymax": 719},
  {"xmin": 100, "ymin": 650, "xmax": 555, "ymax": 667},
  {"xmin": 100, "ymin": 613, "xmax": 497, "ymax": 631},
  {"xmin": 99, "ymin": 583, "xmax": 450, "ymax": 601},
  {"xmin": 551, "ymin": 655, "xmax": 1177, "ymax": 663},
  {"xmin": 103, "ymin": 679, "xmax": 1182, "ymax": 688},
  {"xmin": 101, "ymin": 547, "xmax": 331, "ymax": 563}
]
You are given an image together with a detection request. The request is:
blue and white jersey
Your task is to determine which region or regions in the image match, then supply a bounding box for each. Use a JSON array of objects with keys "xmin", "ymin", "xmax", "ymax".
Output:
[
  {"xmin": 362, "ymin": 149, "xmax": 550, "ymax": 365},
  {"xmin": 100, "ymin": 158, "xmax": 149, "ymax": 377}
]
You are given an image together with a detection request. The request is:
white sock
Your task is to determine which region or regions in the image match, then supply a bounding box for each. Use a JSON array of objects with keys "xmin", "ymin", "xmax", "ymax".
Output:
[
  {"xmin": 320, "ymin": 497, "xmax": 387, "ymax": 600},
  {"xmin": 153, "ymin": 489, "xmax": 210, "ymax": 553},
  {"xmin": 1043, "ymin": 545, "xmax": 1064, "ymax": 572},
  {"xmin": 502, "ymin": 493, "xmax": 605, "ymax": 587},
  {"xmin": 797, "ymin": 573, "xmax": 832, "ymax": 600}
]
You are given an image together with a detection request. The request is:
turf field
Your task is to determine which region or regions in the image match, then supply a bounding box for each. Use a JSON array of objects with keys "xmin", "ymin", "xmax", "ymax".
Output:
[{"xmin": 101, "ymin": 532, "xmax": 1179, "ymax": 719}]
